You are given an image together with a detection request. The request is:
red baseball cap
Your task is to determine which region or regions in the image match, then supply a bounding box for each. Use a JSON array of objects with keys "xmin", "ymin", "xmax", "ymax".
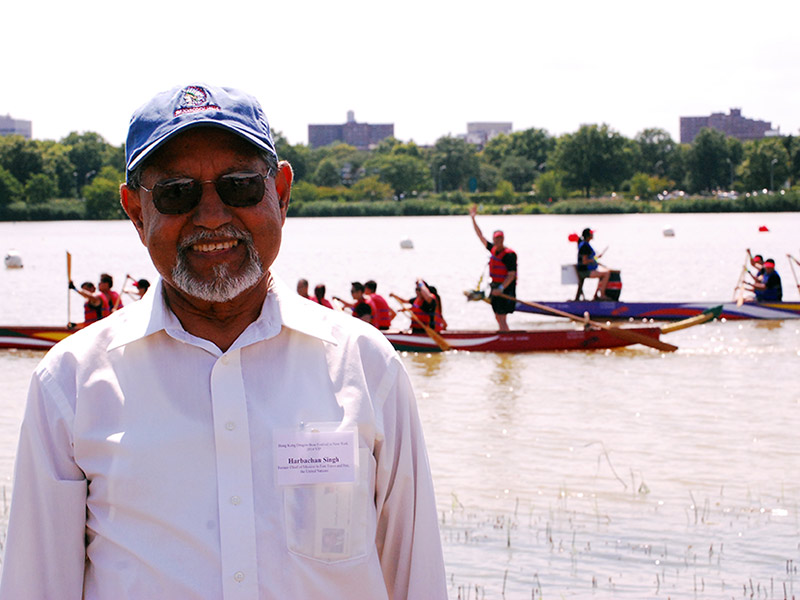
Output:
[{"xmin": 493, "ymin": 230, "xmax": 504, "ymax": 238}]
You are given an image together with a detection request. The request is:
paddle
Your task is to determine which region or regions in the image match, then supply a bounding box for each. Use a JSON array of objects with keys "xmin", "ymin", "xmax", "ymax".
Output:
[
  {"xmin": 734, "ymin": 253, "xmax": 749, "ymax": 306},
  {"xmin": 496, "ymin": 293, "xmax": 678, "ymax": 352},
  {"xmin": 660, "ymin": 305, "xmax": 722, "ymax": 334},
  {"xmin": 389, "ymin": 293, "xmax": 451, "ymax": 351},
  {"xmin": 787, "ymin": 254, "xmax": 800, "ymax": 295},
  {"xmin": 66, "ymin": 251, "xmax": 73, "ymax": 327}
]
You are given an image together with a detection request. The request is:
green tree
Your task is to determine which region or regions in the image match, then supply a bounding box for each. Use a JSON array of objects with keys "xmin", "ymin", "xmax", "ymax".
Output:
[
  {"xmin": 499, "ymin": 155, "xmax": 538, "ymax": 192},
  {"xmin": 289, "ymin": 180, "xmax": 320, "ymax": 203},
  {"xmin": 103, "ymin": 143, "xmax": 126, "ymax": 173},
  {"xmin": 274, "ymin": 132, "xmax": 311, "ymax": 183},
  {"xmin": 551, "ymin": 124, "xmax": 633, "ymax": 197},
  {"xmin": 350, "ymin": 176, "xmax": 392, "ymax": 201},
  {"xmin": 477, "ymin": 163, "xmax": 501, "ymax": 192},
  {"xmin": 308, "ymin": 143, "xmax": 367, "ymax": 186},
  {"xmin": 83, "ymin": 166, "xmax": 125, "ymax": 219},
  {"xmin": 0, "ymin": 135, "xmax": 44, "ymax": 184},
  {"xmin": 40, "ymin": 141, "xmax": 77, "ymax": 198},
  {"xmin": 430, "ymin": 136, "xmax": 479, "ymax": 192},
  {"xmin": 634, "ymin": 128, "xmax": 676, "ymax": 176},
  {"xmin": 494, "ymin": 180, "xmax": 515, "ymax": 204},
  {"xmin": 24, "ymin": 173, "xmax": 58, "ymax": 204},
  {"xmin": 786, "ymin": 135, "xmax": 800, "ymax": 187},
  {"xmin": 313, "ymin": 158, "xmax": 341, "ymax": 187},
  {"xmin": 0, "ymin": 166, "xmax": 23, "ymax": 208},
  {"xmin": 481, "ymin": 133, "xmax": 512, "ymax": 167},
  {"xmin": 482, "ymin": 128, "xmax": 553, "ymax": 170},
  {"xmin": 685, "ymin": 128, "xmax": 732, "ymax": 192},
  {"xmin": 739, "ymin": 138, "xmax": 791, "ymax": 191},
  {"xmin": 534, "ymin": 170, "xmax": 565, "ymax": 201},
  {"xmin": 627, "ymin": 172, "xmax": 673, "ymax": 200},
  {"xmin": 364, "ymin": 153, "xmax": 431, "ymax": 197},
  {"xmin": 506, "ymin": 128, "xmax": 554, "ymax": 167},
  {"xmin": 62, "ymin": 132, "xmax": 107, "ymax": 195}
]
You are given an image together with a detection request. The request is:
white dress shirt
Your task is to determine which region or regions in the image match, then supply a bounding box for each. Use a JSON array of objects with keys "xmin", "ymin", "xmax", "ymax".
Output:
[{"xmin": 0, "ymin": 276, "xmax": 446, "ymax": 600}]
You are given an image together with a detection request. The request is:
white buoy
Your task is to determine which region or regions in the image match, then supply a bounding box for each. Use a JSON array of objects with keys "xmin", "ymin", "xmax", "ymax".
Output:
[
  {"xmin": 662, "ymin": 227, "xmax": 675, "ymax": 237},
  {"xmin": 399, "ymin": 238, "xmax": 414, "ymax": 249},
  {"xmin": 4, "ymin": 250, "xmax": 23, "ymax": 268}
]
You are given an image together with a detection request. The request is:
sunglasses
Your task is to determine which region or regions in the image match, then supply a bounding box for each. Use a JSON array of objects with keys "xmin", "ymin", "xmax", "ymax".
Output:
[{"xmin": 139, "ymin": 171, "xmax": 272, "ymax": 215}]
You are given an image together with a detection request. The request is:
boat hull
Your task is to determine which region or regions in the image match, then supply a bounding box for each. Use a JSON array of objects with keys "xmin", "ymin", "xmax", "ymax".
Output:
[
  {"xmin": 515, "ymin": 300, "xmax": 800, "ymax": 321},
  {"xmin": 384, "ymin": 327, "xmax": 662, "ymax": 353},
  {"xmin": 0, "ymin": 326, "xmax": 75, "ymax": 350}
]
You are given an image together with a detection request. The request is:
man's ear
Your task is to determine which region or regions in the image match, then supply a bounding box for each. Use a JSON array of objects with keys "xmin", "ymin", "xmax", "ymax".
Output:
[
  {"xmin": 120, "ymin": 184, "xmax": 146, "ymax": 241},
  {"xmin": 274, "ymin": 160, "xmax": 293, "ymax": 212}
]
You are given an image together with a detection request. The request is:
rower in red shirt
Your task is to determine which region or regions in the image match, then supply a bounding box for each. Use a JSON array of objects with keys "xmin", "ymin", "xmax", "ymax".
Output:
[{"xmin": 364, "ymin": 280, "xmax": 396, "ymax": 330}]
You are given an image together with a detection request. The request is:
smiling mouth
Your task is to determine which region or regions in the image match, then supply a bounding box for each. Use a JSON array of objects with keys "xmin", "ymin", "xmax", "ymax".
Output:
[{"xmin": 192, "ymin": 240, "xmax": 239, "ymax": 253}]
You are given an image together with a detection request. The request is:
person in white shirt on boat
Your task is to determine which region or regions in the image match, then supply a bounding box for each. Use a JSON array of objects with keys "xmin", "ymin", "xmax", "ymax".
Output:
[{"xmin": 0, "ymin": 83, "xmax": 446, "ymax": 600}]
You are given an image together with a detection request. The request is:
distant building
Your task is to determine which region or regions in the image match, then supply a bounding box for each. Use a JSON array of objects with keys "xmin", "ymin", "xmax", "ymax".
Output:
[
  {"xmin": 308, "ymin": 111, "xmax": 394, "ymax": 150},
  {"xmin": 462, "ymin": 122, "xmax": 513, "ymax": 147},
  {"xmin": 680, "ymin": 108, "xmax": 775, "ymax": 144},
  {"xmin": 0, "ymin": 114, "xmax": 32, "ymax": 139}
]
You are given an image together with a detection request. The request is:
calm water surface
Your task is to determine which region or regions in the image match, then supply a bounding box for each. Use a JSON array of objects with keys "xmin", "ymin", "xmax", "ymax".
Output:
[{"xmin": 0, "ymin": 213, "xmax": 798, "ymax": 599}]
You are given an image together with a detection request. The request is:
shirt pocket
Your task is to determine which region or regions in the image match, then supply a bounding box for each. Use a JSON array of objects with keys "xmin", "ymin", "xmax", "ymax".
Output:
[{"xmin": 282, "ymin": 447, "xmax": 371, "ymax": 564}]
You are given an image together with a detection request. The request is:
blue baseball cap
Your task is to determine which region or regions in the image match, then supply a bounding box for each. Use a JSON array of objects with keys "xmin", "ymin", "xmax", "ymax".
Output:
[{"xmin": 125, "ymin": 84, "xmax": 278, "ymax": 177}]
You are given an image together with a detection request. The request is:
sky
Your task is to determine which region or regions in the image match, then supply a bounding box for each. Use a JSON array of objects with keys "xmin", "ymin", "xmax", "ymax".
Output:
[{"xmin": 3, "ymin": 0, "xmax": 798, "ymax": 149}]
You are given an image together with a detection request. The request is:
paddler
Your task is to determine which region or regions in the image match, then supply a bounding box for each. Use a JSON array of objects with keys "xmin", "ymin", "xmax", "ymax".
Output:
[
  {"xmin": 69, "ymin": 280, "xmax": 111, "ymax": 324},
  {"xmin": 469, "ymin": 204, "xmax": 517, "ymax": 330},
  {"xmin": 364, "ymin": 279, "xmax": 396, "ymax": 330},
  {"xmin": 576, "ymin": 227, "xmax": 611, "ymax": 301},
  {"xmin": 745, "ymin": 258, "xmax": 783, "ymax": 301}
]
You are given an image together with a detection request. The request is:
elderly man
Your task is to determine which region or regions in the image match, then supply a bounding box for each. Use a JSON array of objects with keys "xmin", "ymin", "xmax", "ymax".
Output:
[{"xmin": 0, "ymin": 84, "xmax": 446, "ymax": 599}]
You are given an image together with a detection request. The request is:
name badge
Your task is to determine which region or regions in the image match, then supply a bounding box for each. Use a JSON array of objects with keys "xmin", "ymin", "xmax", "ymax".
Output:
[{"xmin": 275, "ymin": 428, "xmax": 357, "ymax": 486}]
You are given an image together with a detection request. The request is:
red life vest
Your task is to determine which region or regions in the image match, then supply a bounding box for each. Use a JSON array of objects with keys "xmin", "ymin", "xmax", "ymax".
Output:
[
  {"xmin": 311, "ymin": 296, "xmax": 333, "ymax": 309},
  {"xmin": 367, "ymin": 294, "xmax": 393, "ymax": 329},
  {"xmin": 84, "ymin": 295, "xmax": 110, "ymax": 324},
  {"xmin": 103, "ymin": 290, "xmax": 123, "ymax": 312},
  {"xmin": 489, "ymin": 246, "xmax": 515, "ymax": 283},
  {"xmin": 411, "ymin": 298, "xmax": 444, "ymax": 332}
]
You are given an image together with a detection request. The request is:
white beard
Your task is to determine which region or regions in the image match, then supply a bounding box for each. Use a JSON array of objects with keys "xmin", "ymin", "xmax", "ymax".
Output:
[{"xmin": 171, "ymin": 225, "xmax": 264, "ymax": 303}]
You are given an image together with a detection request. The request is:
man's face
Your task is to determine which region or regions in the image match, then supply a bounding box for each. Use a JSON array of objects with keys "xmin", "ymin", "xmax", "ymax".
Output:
[
  {"xmin": 98, "ymin": 281, "xmax": 110, "ymax": 293},
  {"xmin": 122, "ymin": 128, "xmax": 290, "ymax": 304}
]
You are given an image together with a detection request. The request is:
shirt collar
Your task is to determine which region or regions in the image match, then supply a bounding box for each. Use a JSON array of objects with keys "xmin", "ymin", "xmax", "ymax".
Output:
[{"xmin": 107, "ymin": 274, "xmax": 338, "ymax": 352}]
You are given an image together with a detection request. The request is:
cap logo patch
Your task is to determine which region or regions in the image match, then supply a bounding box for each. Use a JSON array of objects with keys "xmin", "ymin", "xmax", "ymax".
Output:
[{"xmin": 174, "ymin": 86, "xmax": 220, "ymax": 116}]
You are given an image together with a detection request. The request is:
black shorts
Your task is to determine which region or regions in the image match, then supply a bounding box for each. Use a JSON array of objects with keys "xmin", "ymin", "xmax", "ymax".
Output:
[{"xmin": 490, "ymin": 283, "xmax": 516, "ymax": 314}]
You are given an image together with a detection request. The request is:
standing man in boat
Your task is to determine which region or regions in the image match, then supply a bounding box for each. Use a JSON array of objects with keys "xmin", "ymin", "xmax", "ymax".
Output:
[
  {"xmin": 576, "ymin": 228, "xmax": 611, "ymax": 301},
  {"xmin": 469, "ymin": 204, "xmax": 517, "ymax": 330},
  {"xmin": 1, "ymin": 83, "xmax": 446, "ymax": 600}
]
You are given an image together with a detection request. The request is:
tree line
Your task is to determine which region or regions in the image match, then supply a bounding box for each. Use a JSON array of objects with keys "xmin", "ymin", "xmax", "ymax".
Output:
[{"xmin": 1, "ymin": 123, "xmax": 799, "ymax": 220}]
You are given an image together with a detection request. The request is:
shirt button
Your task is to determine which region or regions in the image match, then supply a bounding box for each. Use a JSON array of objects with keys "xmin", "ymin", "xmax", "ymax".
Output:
[
  {"xmin": 234, "ymin": 571, "xmax": 245, "ymax": 582},
  {"xmin": 230, "ymin": 495, "xmax": 241, "ymax": 505},
  {"xmin": 225, "ymin": 421, "xmax": 236, "ymax": 431}
]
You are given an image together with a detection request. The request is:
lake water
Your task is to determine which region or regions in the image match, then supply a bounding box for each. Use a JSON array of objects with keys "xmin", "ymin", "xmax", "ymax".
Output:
[{"xmin": 0, "ymin": 213, "xmax": 799, "ymax": 599}]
